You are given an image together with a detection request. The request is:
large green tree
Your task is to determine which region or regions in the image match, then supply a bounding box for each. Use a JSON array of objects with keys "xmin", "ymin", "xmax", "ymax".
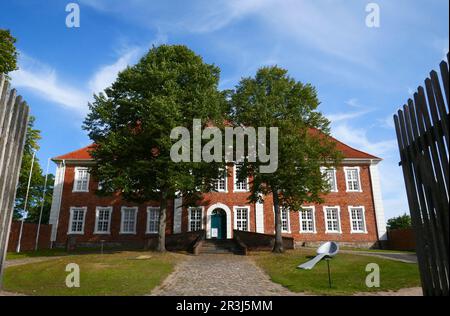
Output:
[
  {"xmin": 231, "ymin": 66, "xmax": 342, "ymax": 253},
  {"xmin": 0, "ymin": 29, "xmax": 18, "ymax": 75},
  {"xmin": 84, "ymin": 45, "xmax": 226, "ymax": 252},
  {"xmin": 14, "ymin": 116, "xmax": 54, "ymax": 224}
]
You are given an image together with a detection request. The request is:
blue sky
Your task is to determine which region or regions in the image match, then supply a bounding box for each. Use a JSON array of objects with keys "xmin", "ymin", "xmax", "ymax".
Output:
[{"xmin": 1, "ymin": 0, "xmax": 448, "ymax": 221}]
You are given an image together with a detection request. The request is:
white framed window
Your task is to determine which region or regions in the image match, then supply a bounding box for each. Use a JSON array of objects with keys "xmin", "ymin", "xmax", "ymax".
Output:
[
  {"xmin": 344, "ymin": 167, "xmax": 362, "ymax": 192},
  {"xmin": 349, "ymin": 206, "xmax": 367, "ymax": 233},
  {"xmin": 281, "ymin": 207, "xmax": 290, "ymax": 233},
  {"xmin": 73, "ymin": 167, "xmax": 90, "ymax": 192},
  {"xmin": 68, "ymin": 207, "xmax": 87, "ymax": 234},
  {"xmin": 324, "ymin": 206, "xmax": 341, "ymax": 233},
  {"xmin": 146, "ymin": 207, "xmax": 160, "ymax": 234},
  {"xmin": 299, "ymin": 207, "xmax": 316, "ymax": 233},
  {"xmin": 94, "ymin": 206, "xmax": 112, "ymax": 234},
  {"xmin": 213, "ymin": 168, "xmax": 228, "ymax": 192},
  {"xmin": 321, "ymin": 167, "xmax": 338, "ymax": 192},
  {"xmin": 188, "ymin": 207, "xmax": 203, "ymax": 232},
  {"xmin": 233, "ymin": 164, "xmax": 249, "ymax": 192},
  {"xmin": 120, "ymin": 207, "xmax": 138, "ymax": 234},
  {"xmin": 234, "ymin": 206, "xmax": 250, "ymax": 231}
]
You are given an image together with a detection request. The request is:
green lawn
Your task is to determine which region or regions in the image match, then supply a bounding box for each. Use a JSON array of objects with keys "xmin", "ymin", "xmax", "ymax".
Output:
[
  {"xmin": 4, "ymin": 251, "xmax": 182, "ymax": 296},
  {"xmin": 6, "ymin": 247, "xmax": 124, "ymax": 260},
  {"xmin": 251, "ymin": 249, "xmax": 421, "ymax": 295}
]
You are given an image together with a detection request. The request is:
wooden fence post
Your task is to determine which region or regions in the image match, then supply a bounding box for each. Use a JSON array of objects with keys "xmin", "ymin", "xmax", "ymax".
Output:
[
  {"xmin": 394, "ymin": 53, "xmax": 449, "ymax": 296},
  {"xmin": 0, "ymin": 73, "xmax": 30, "ymax": 289}
]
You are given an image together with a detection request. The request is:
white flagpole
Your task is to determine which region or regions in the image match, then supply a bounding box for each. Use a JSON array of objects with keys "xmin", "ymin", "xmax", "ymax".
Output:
[
  {"xmin": 35, "ymin": 157, "xmax": 50, "ymax": 251},
  {"xmin": 16, "ymin": 150, "xmax": 36, "ymax": 253}
]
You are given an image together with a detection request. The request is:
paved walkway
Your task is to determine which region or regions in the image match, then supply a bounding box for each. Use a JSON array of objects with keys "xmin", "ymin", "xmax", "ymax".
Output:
[
  {"xmin": 341, "ymin": 250, "xmax": 418, "ymax": 264},
  {"xmin": 151, "ymin": 254, "xmax": 300, "ymax": 296}
]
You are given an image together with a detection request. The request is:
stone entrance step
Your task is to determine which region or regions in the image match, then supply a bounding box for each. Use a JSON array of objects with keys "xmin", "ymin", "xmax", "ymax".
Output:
[{"xmin": 198, "ymin": 239, "xmax": 244, "ymax": 255}]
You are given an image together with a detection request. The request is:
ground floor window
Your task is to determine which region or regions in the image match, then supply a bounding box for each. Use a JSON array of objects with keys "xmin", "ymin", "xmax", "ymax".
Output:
[
  {"xmin": 281, "ymin": 208, "xmax": 290, "ymax": 233},
  {"xmin": 324, "ymin": 207, "xmax": 341, "ymax": 233},
  {"xmin": 69, "ymin": 207, "xmax": 86, "ymax": 234},
  {"xmin": 349, "ymin": 206, "xmax": 366, "ymax": 233},
  {"xmin": 299, "ymin": 207, "xmax": 315, "ymax": 233},
  {"xmin": 120, "ymin": 207, "xmax": 137, "ymax": 234},
  {"xmin": 147, "ymin": 207, "xmax": 160, "ymax": 234},
  {"xmin": 94, "ymin": 207, "xmax": 112, "ymax": 234},
  {"xmin": 189, "ymin": 207, "xmax": 203, "ymax": 231},
  {"xmin": 235, "ymin": 207, "xmax": 249, "ymax": 231}
]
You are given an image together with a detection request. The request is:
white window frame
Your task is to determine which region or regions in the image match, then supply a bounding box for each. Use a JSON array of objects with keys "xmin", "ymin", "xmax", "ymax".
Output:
[
  {"xmin": 233, "ymin": 164, "xmax": 249, "ymax": 192},
  {"xmin": 94, "ymin": 206, "xmax": 112, "ymax": 234},
  {"xmin": 233, "ymin": 206, "xmax": 250, "ymax": 231},
  {"xmin": 214, "ymin": 167, "xmax": 228, "ymax": 193},
  {"xmin": 146, "ymin": 207, "xmax": 160, "ymax": 234},
  {"xmin": 188, "ymin": 207, "xmax": 204, "ymax": 232},
  {"xmin": 323, "ymin": 206, "xmax": 342, "ymax": 234},
  {"xmin": 349, "ymin": 206, "xmax": 367, "ymax": 234},
  {"xmin": 68, "ymin": 207, "xmax": 87, "ymax": 234},
  {"xmin": 72, "ymin": 167, "xmax": 90, "ymax": 192},
  {"xmin": 120, "ymin": 206, "xmax": 138, "ymax": 234},
  {"xmin": 344, "ymin": 166, "xmax": 362, "ymax": 192},
  {"xmin": 299, "ymin": 206, "xmax": 316, "ymax": 233},
  {"xmin": 273, "ymin": 207, "xmax": 291, "ymax": 233},
  {"xmin": 321, "ymin": 167, "xmax": 338, "ymax": 192}
]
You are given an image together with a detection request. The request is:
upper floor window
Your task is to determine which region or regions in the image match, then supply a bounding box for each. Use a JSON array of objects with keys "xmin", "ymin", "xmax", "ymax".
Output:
[
  {"xmin": 344, "ymin": 167, "xmax": 362, "ymax": 192},
  {"xmin": 234, "ymin": 164, "xmax": 248, "ymax": 192},
  {"xmin": 188, "ymin": 207, "xmax": 203, "ymax": 232},
  {"xmin": 120, "ymin": 207, "xmax": 137, "ymax": 234},
  {"xmin": 213, "ymin": 168, "xmax": 227, "ymax": 192},
  {"xmin": 94, "ymin": 207, "xmax": 112, "ymax": 234},
  {"xmin": 299, "ymin": 207, "xmax": 316, "ymax": 233},
  {"xmin": 68, "ymin": 207, "xmax": 86, "ymax": 234},
  {"xmin": 349, "ymin": 206, "xmax": 367, "ymax": 233},
  {"xmin": 324, "ymin": 206, "xmax": 341, "ymax": 233},
  {"xmin": 147, "ymin": 207, "xmax": 160, "ymax": 234},
  {"xmin": 234, "ymin": 206, "xmax": 249, "ymax": 231},
  {"xmin": 73, "ymin": 167, "xmax": 90, "ymax": 192},
  {"xmin": 321, "ymin": 167, "xmax": 337, "ymax": 192}
]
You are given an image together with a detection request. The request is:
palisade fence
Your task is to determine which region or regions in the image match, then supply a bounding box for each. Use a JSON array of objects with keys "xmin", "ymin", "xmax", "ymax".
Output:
[
  {"xmin": 0, "ymin": 73, "xmax": 30, "ymax": 288},
  {"xmin": 394, "ymin": 53, "xmax": 449, "ymax": 296}
]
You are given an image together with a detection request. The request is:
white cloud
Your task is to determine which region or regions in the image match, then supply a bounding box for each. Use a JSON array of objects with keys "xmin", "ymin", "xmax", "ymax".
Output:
[
  {"xmin": 88, "ymin": 48, "xmax": 141, "ymax": 94},
  {"xmin": 11, "ymin": 54, "xmax": 89, "ymax": 114},
  {"xmin": 332, "ymin": 123, "xmax": 397, "ymax": 158},
  {"xmin": 10, "ymin": 33, "xmax": 168, "ymax": 116}
]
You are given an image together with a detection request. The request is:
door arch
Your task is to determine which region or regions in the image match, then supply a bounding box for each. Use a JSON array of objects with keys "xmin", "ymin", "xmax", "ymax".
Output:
[{"xmin": 206, "ymin": 203, "xmax": 232, "ymax": 239}]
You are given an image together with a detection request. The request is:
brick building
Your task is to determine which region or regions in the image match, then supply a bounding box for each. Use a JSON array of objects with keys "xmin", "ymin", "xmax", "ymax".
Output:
[{"xmin": 49, "ymin": 135, "xmax": 386, "ymax": 249}]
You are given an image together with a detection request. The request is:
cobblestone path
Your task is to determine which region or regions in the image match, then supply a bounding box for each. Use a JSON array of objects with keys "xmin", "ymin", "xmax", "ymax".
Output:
[{"xmin": 151, "ymin": 254, "xmax": 300, "ymax": 296}]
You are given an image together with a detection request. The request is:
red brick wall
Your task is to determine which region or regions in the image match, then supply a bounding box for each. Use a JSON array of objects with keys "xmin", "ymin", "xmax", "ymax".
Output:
[
  {"xmin": 54, "ymin": 163, "xmax": 380, "ymax": 247},
  {"xmin": 8, "ymin": 221, "xmax": 52, "ymax": 252},
  {"xmin": 56, "ymin": 164, "xmax": 173, "ymax": 247},
  {"xmin": 263, "ymin": 164, "xmax": 380, "ymax": 247}
]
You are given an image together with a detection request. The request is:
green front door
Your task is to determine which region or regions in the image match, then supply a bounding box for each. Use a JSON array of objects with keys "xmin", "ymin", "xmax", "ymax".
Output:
[{"xmin": 211, "ymin": 209, "xmax": 225, "ymax": 239}]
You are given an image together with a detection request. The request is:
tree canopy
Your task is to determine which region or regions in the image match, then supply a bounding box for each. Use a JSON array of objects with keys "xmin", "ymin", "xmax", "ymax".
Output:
[
  {"xmin": 83, "ymin": 45, "xmax": 227, "ymax": 251},
  {"xmin": 14, "ymin": 116, "xmax": 54, "ymax": 224},
  {"xmin": 387, "ymin": 213, "xmax": 412, "ymax": 230},
  {"xmin": 231, "ymin": 66, "xmax": 342, "ymax": 252},
  {"xmin": 0, "ymin": 29, "xmax": 18, "ymax": 75}
]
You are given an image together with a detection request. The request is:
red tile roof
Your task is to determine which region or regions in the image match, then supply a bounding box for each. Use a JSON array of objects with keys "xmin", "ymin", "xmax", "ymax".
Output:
[{"xmin": 53, "ymin": 134, "xmax": 380, "ymax": 161}]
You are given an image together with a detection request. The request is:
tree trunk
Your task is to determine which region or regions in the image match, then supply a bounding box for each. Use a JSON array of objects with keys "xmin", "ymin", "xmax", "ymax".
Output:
[
  {"xmin": 272, "ymin": 189, "xmax": 284, "ymax": 253},
  {"xmin": 156, "ymin": 193, "xmax": 168, "ymax": 252}
]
